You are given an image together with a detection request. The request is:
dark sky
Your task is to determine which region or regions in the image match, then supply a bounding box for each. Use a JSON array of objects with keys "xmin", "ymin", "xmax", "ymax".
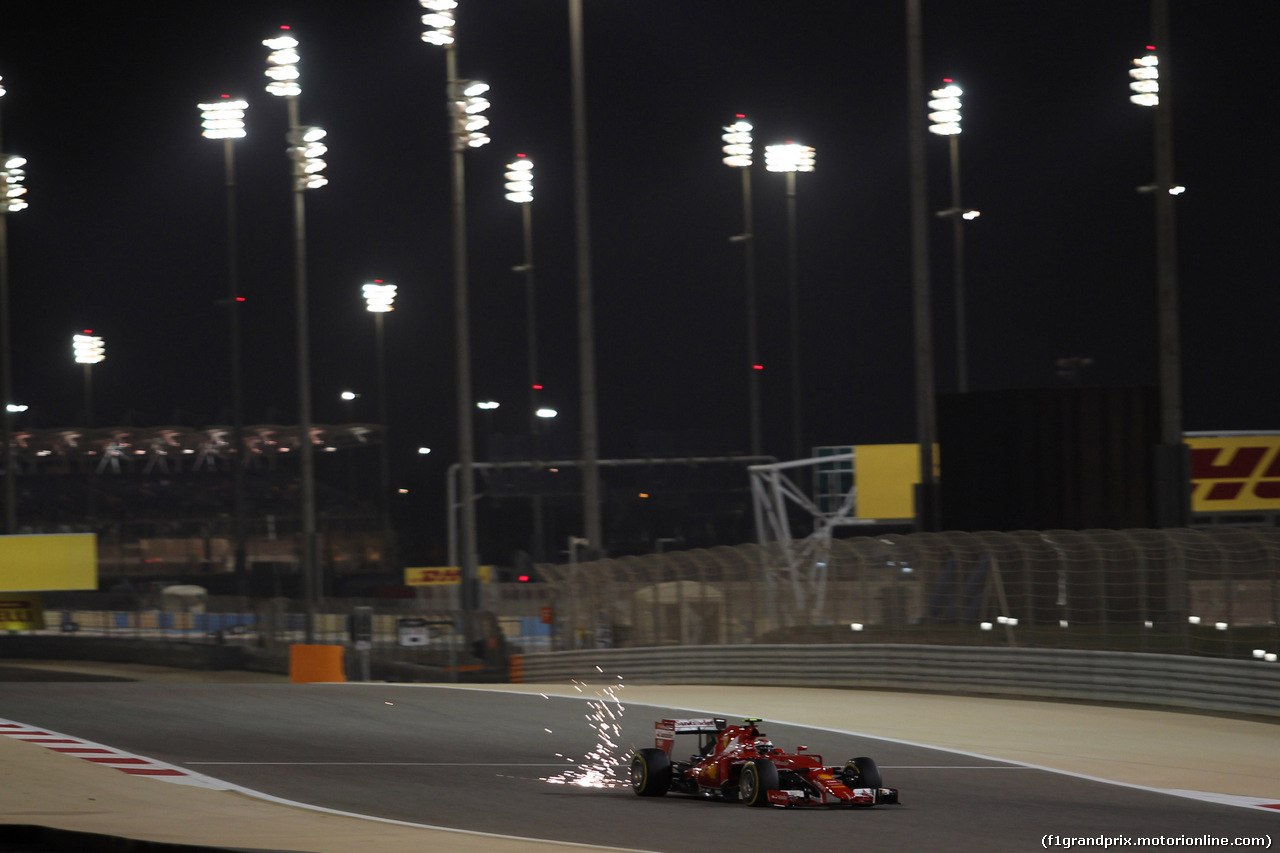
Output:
[{"xmin": 2, "ymin": 0, "xmax": 1277, "ymax": 477}]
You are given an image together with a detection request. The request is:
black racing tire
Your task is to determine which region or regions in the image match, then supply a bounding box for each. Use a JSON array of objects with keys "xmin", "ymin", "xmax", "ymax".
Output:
[
  {"xmin": 739, "ymin": 758, "xmax": 780, "ymax": 807},
  {"xmin": 844, "ymin": 756, "xmax": 882, "ymax": 790},
  {"xmin": 631, "ymin": 748, "xmax": 672, "ymax": 797}
]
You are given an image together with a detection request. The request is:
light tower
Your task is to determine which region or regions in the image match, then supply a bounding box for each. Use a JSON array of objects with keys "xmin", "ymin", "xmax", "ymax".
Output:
[
  {"xmin": 0, "ymin": 74, "xmax": 29, "ymax": 532},
  {"xmin": 421, "ymin": 0, "xmax": 491, "ymax": 610},
  {"xmin": 722, "ymin": 116, "xmax": 761, "ymax": 456},
  {"xmin": 264, "ymin": 26, "xmax": 327, "ymax": 638},
  {"xmin": 928, "ymin": 79, "xmax": 980, "ymax": 393},
  {"xmin": 765, "ymin": 142, "xmax": 815, "ymax": 460},
  {"xmin": 198, "ymin": 94, "xmax": 250, "ymax": 596}
]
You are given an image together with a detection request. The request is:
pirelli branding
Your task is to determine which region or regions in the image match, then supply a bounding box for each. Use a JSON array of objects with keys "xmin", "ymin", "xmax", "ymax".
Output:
[{"xmin": 1188, "ymin": 435, "xmax": 1280, "ymax": 513}]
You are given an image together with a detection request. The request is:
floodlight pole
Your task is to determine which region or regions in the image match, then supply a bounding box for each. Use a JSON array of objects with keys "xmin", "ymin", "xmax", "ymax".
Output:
[
  {"xmin": 570, "ymin": 0, "xmax": 602, "ymax": 557},
  {"xmin": 906, "ymin": 0, "xmax": 939, "ymax": 531},
  {"xmin": 1151, "ymin": 0, "xmax": 1185, "ymax": 526},
  {"xmin": 220, "ymin": 136, "xmax": 249, "ymax": 597},
  {"xmin": 0, "ymin": 94, "xmax": 17, "ymax": 533},
  {"xmin": 447, "ymin": 45, "xmax": 480, "ymax": 612},
  {"xmin": 0, "ymin": 212, "xmax": 11, "ymax": 534},
  {"xmin": 287, "ymin": 94, "xmax": 320, "ymax": 641}
]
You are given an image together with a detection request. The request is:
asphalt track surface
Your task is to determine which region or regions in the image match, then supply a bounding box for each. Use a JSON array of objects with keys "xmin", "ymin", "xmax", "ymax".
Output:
[{"xmin": 2, "ymin": 682, "xmax": 1277, "ymax": 853}]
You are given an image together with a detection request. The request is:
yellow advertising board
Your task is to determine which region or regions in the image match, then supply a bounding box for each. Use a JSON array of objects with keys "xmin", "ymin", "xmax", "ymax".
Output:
[
  {"xmin": 853, "ymin": 444, "xmax": 923, "ymax": 520},
  {"xmin": 0, "ymin": 593, "xmax": 45, "ymax": 630},
  {"xmin": 1187, "ymin": 434, "xmax": 1280, "ymax": 513},
  {"xmin": 0, "ymin": 533, "xmax": 97, "ymax": 592},
  {"xmin": 405, "ymin": 565, "xmax": 493, "ymax": 586}
]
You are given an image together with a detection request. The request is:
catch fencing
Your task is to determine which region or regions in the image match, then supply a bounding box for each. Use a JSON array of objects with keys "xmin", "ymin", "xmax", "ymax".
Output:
[{"xmin": 534, "ymin": 528, "xmax": 1280, "ymax": 661}]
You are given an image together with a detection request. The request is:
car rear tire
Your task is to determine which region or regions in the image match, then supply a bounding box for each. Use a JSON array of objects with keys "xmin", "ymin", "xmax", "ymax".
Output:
[
  {"xmin": 739, "ymin": 758, "xmax": 779, "ymax": 807},
  {"xmin": 843, "ymin": 756, "xmax": 882, "ymax": 789},
  {"xmin": 631, "ymin": 748, "xmax": 672, "ymax": 797}
]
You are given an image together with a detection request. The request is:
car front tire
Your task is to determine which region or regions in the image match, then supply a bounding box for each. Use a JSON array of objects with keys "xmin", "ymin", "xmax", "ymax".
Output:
[{"xmin": 739, "ymin": 758, "xmax": 779, "ymax": 807}]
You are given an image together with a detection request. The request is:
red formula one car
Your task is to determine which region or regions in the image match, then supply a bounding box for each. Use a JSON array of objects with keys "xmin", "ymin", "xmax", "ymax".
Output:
[{"xmin": 630, "ymin": 717, "xmax": 899, "ymax": 808}]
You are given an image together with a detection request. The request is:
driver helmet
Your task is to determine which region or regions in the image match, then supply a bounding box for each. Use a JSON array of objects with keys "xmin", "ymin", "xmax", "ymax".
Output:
[{"xmin": 753, "ymin": 737, "xmax": 773, "ymax": 753}]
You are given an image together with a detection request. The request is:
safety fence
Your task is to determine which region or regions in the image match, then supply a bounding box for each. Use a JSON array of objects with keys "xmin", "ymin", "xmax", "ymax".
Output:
[
  {"xmin": 513, "ymin": 644, "xmax": 1280, "ymax": 720},
  {"xmin": 534, "ymin": 528, "xmax": 1280, "ymax": 662}
]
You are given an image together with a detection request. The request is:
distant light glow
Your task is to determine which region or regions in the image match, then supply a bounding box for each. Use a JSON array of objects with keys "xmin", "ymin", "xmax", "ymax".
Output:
[
  {"xmin": 340, "ymin": 391, "xmax": 358, "ymax": 401},
  {"xmin": 477, "ymin": 401, "xmax": 500, "ymax": 410},
  {"xmin": 536, "ymin": 408, "xmax": 558, "ymax": 419},
  {"xmin": 764, "ymin": 142, "xmax": 815, "ymax": 173},
  {"xmin": 418, "ymin": 447, "xmax": 432, "ymax": 455}
]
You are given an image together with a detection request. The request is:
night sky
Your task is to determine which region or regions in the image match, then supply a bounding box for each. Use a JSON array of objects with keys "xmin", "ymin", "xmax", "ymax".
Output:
[{"xmin": 1, "ymin": 1, "xmax": 1278, "ymax": 545}]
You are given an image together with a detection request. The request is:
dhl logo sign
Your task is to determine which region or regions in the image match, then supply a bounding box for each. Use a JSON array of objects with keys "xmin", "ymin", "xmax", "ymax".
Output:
[
  {"xmin": 1188, "ymin": 435, "xmax": 1280, "ymax": 513},
  {"xmin": 404, "ymin": 565, "xmax": 493, "ymax": 586}
]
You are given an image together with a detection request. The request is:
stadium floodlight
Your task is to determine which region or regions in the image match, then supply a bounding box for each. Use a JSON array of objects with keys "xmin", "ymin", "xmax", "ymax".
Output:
[
  {"xmin": 1130, "ymin": 50, "xmax": 1159, "ymax": 107},
  {"xmin": 420, "ymin": 0, "xmax": 458, "ymax": 45},
  {"xmin": 263, "ymin": 30, "xmax": 302, "ymax": 98},
  {"xmin": 452, "ymin": 80, "xmax": 491, "ymax": 149},
  {"xmin": 72, "ymin": 333, "xmax": 104, "ymax": 364},
  {"xmin": 927, "ymin": 83, "xmax": 963, "ymax": 135},
  {"xmin": 198, "ymin": 97, "xmax": 248, "ymax": 140},
  {"xmin": 362, "ymin": 281, "xmax": 396, "ymax": 312},
  {"xmin": 505, "ymin": 155, "xmax": 533, "ymax": 203},
  {"xmin": 0, "ymin": 154, "xmax": 27, "ymax": 213},
  {"xmin": 764, "ymin": 142, "xmax": 815, "ymax": 173},
  {"xmin": 721, "ymin": 117, "xmax": 752, "ymax": 168},
  {"xmin": 287, "ymin": 126, "xmax": 328, "ymax": 189}
]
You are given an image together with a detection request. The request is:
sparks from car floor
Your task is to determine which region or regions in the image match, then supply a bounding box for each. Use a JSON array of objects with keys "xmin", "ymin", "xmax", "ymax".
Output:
[{"xmin": 542, "ymin": 675, "xmax": 629, "ymax": 788}]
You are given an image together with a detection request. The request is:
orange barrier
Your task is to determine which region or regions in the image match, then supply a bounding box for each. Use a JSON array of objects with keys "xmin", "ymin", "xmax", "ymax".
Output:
[
  {"xmin": 289, "ymin": 644, "xmax": 347, "ymax": 683},
  {"xmin": 509, "ymin": 654, "xmax": 524, "ymax": 683}
]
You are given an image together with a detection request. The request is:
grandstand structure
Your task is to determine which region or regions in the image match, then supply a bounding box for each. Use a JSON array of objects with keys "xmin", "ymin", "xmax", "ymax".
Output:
[{"xmin": 4, "ymin": 423, "xmax": 387, "ymax": 588}]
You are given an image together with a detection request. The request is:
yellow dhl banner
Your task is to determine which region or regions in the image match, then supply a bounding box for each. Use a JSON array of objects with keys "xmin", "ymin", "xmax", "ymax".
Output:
[
  {"xmin": 0, "ymin": 593, "xmax": 45, "ymax": 630},
  {"xmin": 0, "ymin": 533, "xmax": 97, "ymax": 592},
  {"xmin": 405, "ymin": 565, "xmax": 493, "ymax": 586},
  {"xmin": 1188, "ymin": 435, "xmax": 1280, "ymax": 513}
]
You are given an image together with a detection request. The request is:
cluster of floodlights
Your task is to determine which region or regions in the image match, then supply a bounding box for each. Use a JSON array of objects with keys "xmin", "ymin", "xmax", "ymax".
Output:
[
  {"xmin": 720, "ymin": 117, "xmax": 753, "ymax": 168},
  {"xmin": 263, "ymin": 32, "xmax": 302, "ymax": 98},
  {"xmin": 72, "ymin": 333, "xmax": 104, "ymax": 364},
  {"xmin": 0, "ymin": 78, "xmax": 28, "ymax": 214},
  {"xmin": 420, "ymin": 0, "xmax": 457, "ymax": 46},
  {"xmin": 197, "ymin": 97, "xmax": 248, "ymax": 139},
  {"xmin": 504, "ymin": 154, "xmax": 533, "ymax": 203},
  {"xmin": 721, "ymin": 117, "xmax": 817, "ymax": 174},
  {"xmin": 1129, "ymin": 48, "xmax": 1160, "ymax": 107},
  {"xmin": 452, "ymin": 80, "xmax": 491, "ymax": 150},
  {"xmin": 362, "ymin": 281, "xmax": 397, "ymax": 313},
  {"xmin": 287, "ymin": 126, "xmax": 328, "ymax": 190},
  {"xmin": 927, "ymin": 82, "xmax": 963, "ymax": 135},
  {"xmin": 764, "ymin": 142, "xmax": 816, "ymax": 173}
]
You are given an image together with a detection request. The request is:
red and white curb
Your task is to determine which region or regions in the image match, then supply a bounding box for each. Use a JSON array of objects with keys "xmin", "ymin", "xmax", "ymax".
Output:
[{"xmin": 0, "ymin": 718, "xmax": 236, "ymax": 790}]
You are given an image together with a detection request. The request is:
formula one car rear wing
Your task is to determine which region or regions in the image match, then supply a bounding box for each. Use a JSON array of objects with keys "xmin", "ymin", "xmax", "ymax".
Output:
[{"xmin": 654, "ymin": 718, "xmax": 728, "ymax": 753}]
